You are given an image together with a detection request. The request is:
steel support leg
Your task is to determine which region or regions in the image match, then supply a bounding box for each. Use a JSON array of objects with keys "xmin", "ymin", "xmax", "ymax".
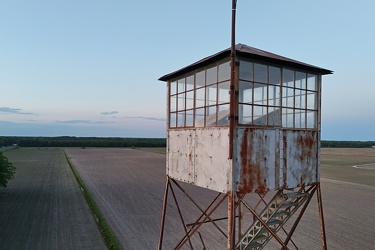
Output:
[
  {"xmin": 317, "ymin": 183, "xmax": 327, "ymax": 250},
  {"xmin": 158, "ymin": 176, "xmax": 170, "ymax": 250}
]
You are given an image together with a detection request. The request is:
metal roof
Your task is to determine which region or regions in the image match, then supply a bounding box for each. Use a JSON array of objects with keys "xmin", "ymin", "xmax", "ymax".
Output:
[{"xmin": 159, "ymin": 43, "xmax": 333, "ymax": 81}]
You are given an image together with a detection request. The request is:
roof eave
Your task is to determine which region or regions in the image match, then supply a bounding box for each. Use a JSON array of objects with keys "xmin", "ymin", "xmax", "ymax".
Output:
[{"xmin": 159, "ymin": 44, "xmax": 333, "ymax": 82}]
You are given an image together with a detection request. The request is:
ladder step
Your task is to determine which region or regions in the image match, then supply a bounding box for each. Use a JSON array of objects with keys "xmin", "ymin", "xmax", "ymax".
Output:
[
  {"xmin": 280, "ymin": 201, "xmax": 298, "ymax": 209},
  {"xmin": 253, "ymin": 233, "xmax": 267, "ymax": 241},
  {"xmin": 267, "ymin": 218, "xmax": 283, "ymax": 226},
  {"xmin": 273, "ymin": 210, "xmax": 290, "ymax": 218},
  {"xmin": 246, "ymin": 240, "xmax": 263, "ymax": 248},
  {"xmin": 284, "ymin": 191, "xmax": 307, "ymax": 199}
]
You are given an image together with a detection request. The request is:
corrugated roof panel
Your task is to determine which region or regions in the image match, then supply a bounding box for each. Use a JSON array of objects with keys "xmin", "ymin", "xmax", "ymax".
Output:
[{"xmin": 159, "ymin": 44, "xmax": 332, "ymax": 81}]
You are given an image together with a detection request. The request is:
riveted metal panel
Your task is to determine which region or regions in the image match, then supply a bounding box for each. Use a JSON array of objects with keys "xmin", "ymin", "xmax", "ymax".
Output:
[
  {"xmin": 167, "ymin": 127, "xmax": 231, "ymax": 193},
  {"xmin": 283, "ymin": 130, "xmax": 318, "ymax": 188},
  {"xmin": 167, "ymin": 129, "xmax": 195, "ymax": 184},
  {"xmin": 194, "ymin": 127, "xmax": 232, "ymax": 193},
  {"xmin": 234, "ymin": 128, "xmax": 280, "ymax": 193}
]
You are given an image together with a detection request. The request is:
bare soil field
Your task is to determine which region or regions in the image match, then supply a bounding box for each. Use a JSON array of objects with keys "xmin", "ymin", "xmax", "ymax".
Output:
[
  {"xmin": 65, "ymin": 147, "xmax": 375, "ymax": 250},
  {"xmin": 321, "ymin": 148, "xmax": 375, "ymax": 187},
  {"xmin": 0, "ymin": 148, "xmax": 106, "ymax": 250}
]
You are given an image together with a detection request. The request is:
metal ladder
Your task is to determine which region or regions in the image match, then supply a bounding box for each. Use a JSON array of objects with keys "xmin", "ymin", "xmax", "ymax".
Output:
[{"xmin": 236, "ymin": 189, "xmax": 309, "ymax": 250}]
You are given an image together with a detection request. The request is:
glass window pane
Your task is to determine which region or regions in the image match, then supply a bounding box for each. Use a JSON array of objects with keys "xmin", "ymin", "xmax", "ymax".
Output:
[
  {"xmin": 268, "ymin": 107, "xmax": 281, "ymax": 126},
  {"xmin": 195, "ymin": 108, "xmax": 205, "ymax": 127},
  {"xmin": 295, "ymin": 71, "xmax": 306, "ymax": 89},
  {"xmin": 295, "ymin": 89, "xmax": 302, "ymax": 108},
  {"xmin": 205, "ymin": 106, "xmax": 217, "ymax": 126},
  {"xmin": 206, "ymin": 84, "xmax": 217, "ymax": 106},
  {"xmin": 218, "ymin": 81, "xmax": 230, "ymax": 104},
  {"xmin": 170, "ymin": 95, "xmax": 177, "ymax": 112},
  {"xmin": 239, "ymin": 81, "xmax": 252, "ymax": 104},
  {"xmin": 177, "ymin": 78, "xmax": 185, "ymax": 93},
  {"xmin": 186, "ymin": 110, "xmax": 194, "ymax": 127},
  {"xmin": 282, "ymin": 87, "xmax": 294, "ymax": 108},
  {"xmin": 217, "ymin": 104, "xmax": 229, "ymax": 126},
  {"xmin": 170, "ymin": 112, "xmax": 177, "ymax": 128},
  {"xmin": 283, "ymin": 69, "xmax": 294, "ymax": 87},
  {"xmin": 254, "ymin": 83, "xmax": 267, "ymax": 105},
  {"xmin": 239, "ymin": 104, "xmax": 252, "ymax": 124},
  {"xmin": 177, "ymin": 93, "xmax": 185, "ymax": 111},
  {"xmin": 170, "ymin": 81, "xmax": 177, "ymax": 95},
  {"xmin": 254, "ymin": 63, "xmax": 267, "ymax": 83},
  {"xmin": 282, "ymin": 108, "xmax": 294, "ymax": 128},
  {"xmin": 298, "ymin": 90, "xmax": 306, "ymax": 109},
  {"xmin": 268, "ymin": 85, "xmax": 280, "ymax": 106},
  {"xmin": 307, "ymin": 111, "xmax": 317, "ymax": 128},
  {"xmin": 307, "ymin": 91, "xmax": 316, "ymax": 110},
  {"xmin": 206, "ymin": 65, "xmax": 217, "ymax": 85},
  {"xmin": 239, "ymin": 60, "xmax": 252, "ymax": 81},
  {"xmin": 307, "ymin": 74, "xmax": 317, "ymax": 90},
  {"xmin": 269, "ymin": 66, "xmax": 281, "ymax": 85},
  {"xmin": 177, "ymin": 111, "xmax": 185, "ymax": 127},
  {"xmin": 218, "ymin": 61, "xmax": 230, "ymax": 82},
  {"xmin": 186, "ymin": 74, "xmax": 194, "ymax": 91},
  {"xmin": 195, "ymin": 87, "xmax": 205, "ymax": 108},
  {"xmin": 186, "ymin": 90, "xmax": 194, "ymax": 110},
  {"xmin": 253, "ymin": 106, "xmax": 267, "ymax": 125},
  {"xmin": 196, "ymin": 70, "xmax": 205, "ymax": 87},
  {"xmin": 295, "ymin": 109, "xmax": 306, "ymax": 128}
]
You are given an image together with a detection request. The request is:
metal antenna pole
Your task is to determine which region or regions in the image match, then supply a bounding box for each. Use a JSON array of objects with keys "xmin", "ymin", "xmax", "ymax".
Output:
[
  {"xmin": 229, "ymin": 2, "xmax": 237, "ymax": 249},
  {"xmin": 229, "ymin": 0, "xmax": 237, "ymax": 160}
]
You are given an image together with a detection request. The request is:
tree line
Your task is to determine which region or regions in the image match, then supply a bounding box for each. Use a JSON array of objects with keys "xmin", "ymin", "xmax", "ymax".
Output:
[
  {"xmin": 1, "ymin": 136, "xmax": 374, "ymax": 148},
  {"xmin": 0, "ymin": 136, "xmax": 166, "ymax": 148},
  {"xmin": 0, "ymin": 152, "xmax": 15, "ymax": 188},
  {"xmin": 321, "ymin": 140, "xmax": 375, "ymax": 148}
]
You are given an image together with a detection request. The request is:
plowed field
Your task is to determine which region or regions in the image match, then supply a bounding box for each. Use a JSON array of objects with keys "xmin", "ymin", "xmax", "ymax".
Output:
[
  {"xmin": 0, "ymin": 148, "xmax": 106, "ymax": 250},
  {"xmin": 64, "ymin": 147, "xmax": 375, "ymax": 250}
]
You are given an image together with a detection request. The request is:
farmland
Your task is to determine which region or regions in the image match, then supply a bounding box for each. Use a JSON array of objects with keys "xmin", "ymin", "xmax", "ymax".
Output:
[
  {"xmin": 0, "ymin": 147, "xmax": 374, "ymax": 249},
  {"xmin": 320, "ymin": 148, "xmax": 375, "ymax": 187},
  {"xmin": 0, "ymin": 148, "xmax": 106, "ymax": 250},
  {"xmin": 65, "ymin": 147, "xmax": 375, "ymax": 249}
]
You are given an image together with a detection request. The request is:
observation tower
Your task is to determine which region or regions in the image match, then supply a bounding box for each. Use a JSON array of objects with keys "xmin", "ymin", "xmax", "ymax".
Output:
[{"xmin": 158, "ymin": 43, "xmax": 332, "ymax": 249}]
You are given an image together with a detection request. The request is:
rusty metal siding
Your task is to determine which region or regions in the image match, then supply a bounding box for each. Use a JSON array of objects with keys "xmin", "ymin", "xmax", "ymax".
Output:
[
  {"xmin": 234, "ymin": 128, "xmax": 280, "ymax": 193},
  {"xmin": 234, "ymin": 128, "xmax": 319, "ymax": 193},
  {"xmin": 167, "ymin": 127, "xmax": 232, "ymax": 193},
  {"xmin": 283, "ymin": 130, "xmax": 318, "ymax": 188}
]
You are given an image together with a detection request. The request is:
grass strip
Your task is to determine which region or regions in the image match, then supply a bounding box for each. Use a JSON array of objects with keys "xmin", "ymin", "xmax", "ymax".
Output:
[{"xmin": 63, "ymin": 149, "xmax": 121, "ymax": 250}]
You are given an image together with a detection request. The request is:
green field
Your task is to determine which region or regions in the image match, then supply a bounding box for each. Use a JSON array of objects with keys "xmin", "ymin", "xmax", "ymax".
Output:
[{"xmin": 135, "ymin": 147, "xmax": 166, "ymax": 154}]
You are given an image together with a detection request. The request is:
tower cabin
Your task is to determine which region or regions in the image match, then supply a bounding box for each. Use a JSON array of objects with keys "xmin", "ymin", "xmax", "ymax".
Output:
[{"xmin": 159, "ymin": 44, "xmax": 332, "ymax": 194}]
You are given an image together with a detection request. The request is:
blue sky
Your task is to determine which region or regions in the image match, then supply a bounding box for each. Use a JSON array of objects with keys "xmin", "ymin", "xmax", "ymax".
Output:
[{"xmin": 1, "ymin": 0, "xmax": 374, "ymax": 140}]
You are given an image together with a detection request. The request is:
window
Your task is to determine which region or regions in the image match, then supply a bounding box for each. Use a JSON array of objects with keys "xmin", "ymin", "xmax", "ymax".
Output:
[
  {"xmin": 238, "ymin": 59, "xmax": 319, "ymax": 129},
  {"xmin": 168, "ymin": 60, "xmax": 230, "ymax": 128},
  {"xmin": 168, "ymin": 59, "xmax": 319, "ymax": 130}
]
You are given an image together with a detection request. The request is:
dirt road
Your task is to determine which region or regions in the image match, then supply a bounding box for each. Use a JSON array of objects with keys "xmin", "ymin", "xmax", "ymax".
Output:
[
  {"xmin": 65, "ymin": 148, "xmax": 375, "ymax": 250},
  {"xmin": 0, "ymin": 148, "xmax": 106, "ymax": 250}
]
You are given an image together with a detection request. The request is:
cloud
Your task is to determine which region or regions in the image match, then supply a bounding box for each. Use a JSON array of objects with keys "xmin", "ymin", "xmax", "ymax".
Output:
[
  {"xmin": 0, "ymin": 107, "xmax": 35, "ymax": 115},
  {"xmin": 100, "ymin": 111, "xmax": 119, "ymax": 115},
  {"xmin": 123, "ymin": 116, "xmax": 166, "ymax": 122},
  {"xmin": 56, "ymin": 120, "xmax": 114, "ymax": 124},
  {"xmin": 56, "ymin": 119, "xmax": 91, "ymax": 124}
]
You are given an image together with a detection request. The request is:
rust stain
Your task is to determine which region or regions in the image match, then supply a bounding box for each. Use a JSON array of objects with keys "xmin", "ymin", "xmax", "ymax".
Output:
[
  {"xmin": 239, "ymin": 129, "xmax": 250, "ymax": 193},
  {"xmin": 283, "ymin": 132, "xmax": 287, "ymax": 189},
  {"xmin": 238, "ymin": 128, "xmax": 266, "ymax": 194},
  {"xmin": 296, "ymin": 131, "xmax": 316, "ymax": 161}
]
